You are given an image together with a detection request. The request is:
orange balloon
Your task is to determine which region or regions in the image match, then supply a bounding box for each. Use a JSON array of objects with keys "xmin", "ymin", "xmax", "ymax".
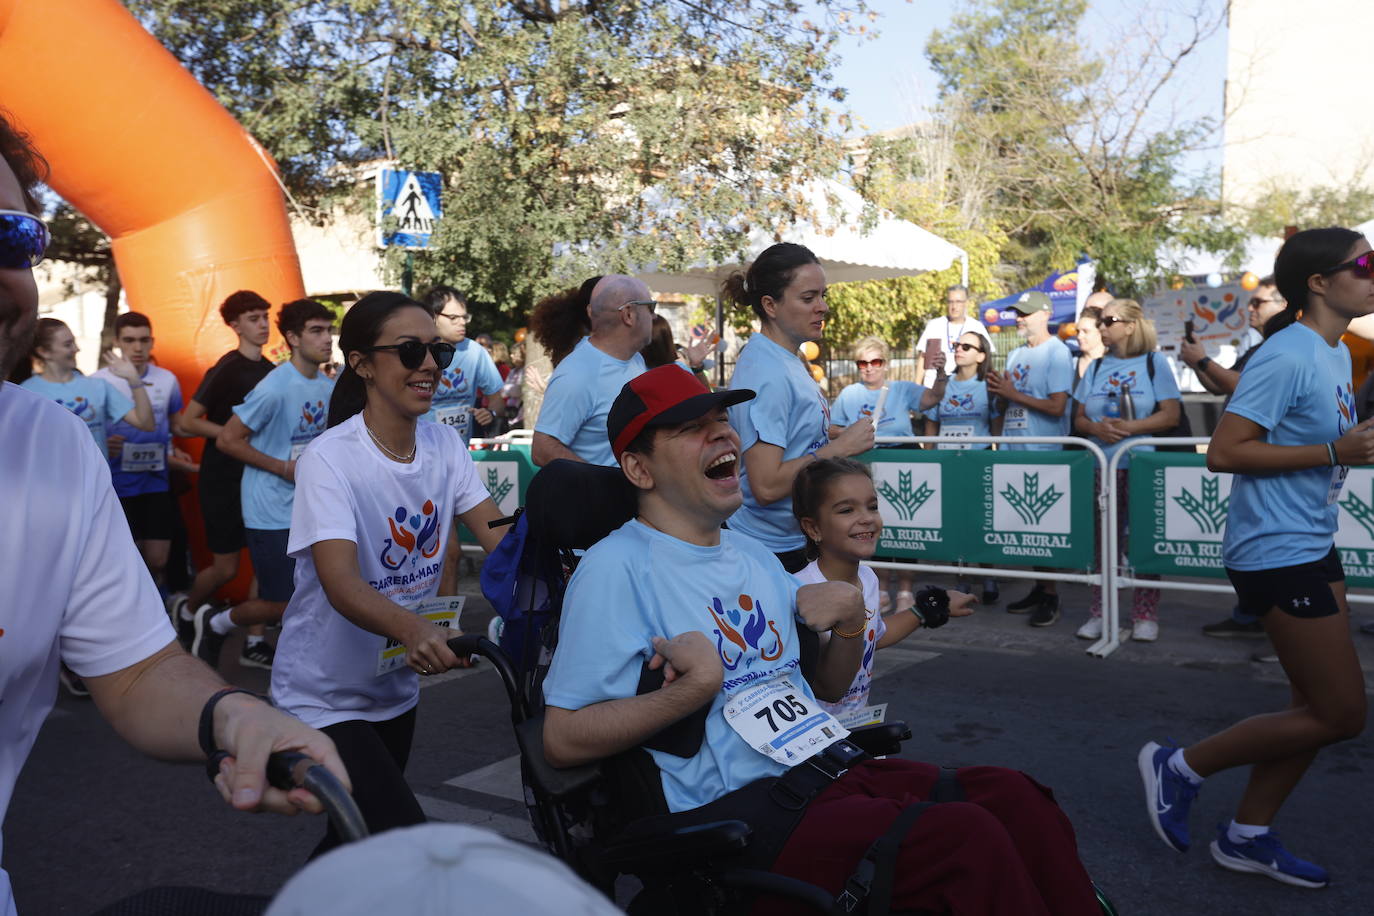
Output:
[
  {"xmin": 800, "ymin": 341, "xmax": 820, "ymax": 361},
  {"xmin": 514, "ymin": 327, "xmax": 527, "ymax": 343},
  {"xmin": 1240, "ymin": 272, "xmax": 1259, "ymax": 291},
  {"xmin": 1058, "ymin": 322, "xmax": 1077, "ymax": 339},
  {"xmin": 809, "ymin": 363, "xmax": 825, "ymax": 383},
  {"xmin": 983, "ymin": 307, "xmax": 1000, "ymax": 324}
]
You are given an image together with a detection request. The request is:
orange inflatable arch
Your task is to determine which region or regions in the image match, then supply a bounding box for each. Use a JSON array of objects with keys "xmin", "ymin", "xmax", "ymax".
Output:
[{"xmin": 0, "ymin": 0, "xmax": 306, "ymax": 593}]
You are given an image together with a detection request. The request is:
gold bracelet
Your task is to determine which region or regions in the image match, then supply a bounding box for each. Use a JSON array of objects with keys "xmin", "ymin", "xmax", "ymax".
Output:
[{"xmin": 831, "ymin": 620, "xmax": 865, "ymax": 639}]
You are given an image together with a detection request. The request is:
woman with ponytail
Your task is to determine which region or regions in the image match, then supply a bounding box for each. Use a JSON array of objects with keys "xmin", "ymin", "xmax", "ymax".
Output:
[
  {"xmin": 724, "ymin": 243, "xmax": 889, "ymax": 572},
  {"xmin": 529, "ymin": 275, "xmax": 600, "ymax": 368},
  {"xmin": 1138, "ymin": 228, "xmax": 1374, "ymax": 890},
  {"xmin": 273, "ymin": 291, "xmax": 510, "ymax": 856}
]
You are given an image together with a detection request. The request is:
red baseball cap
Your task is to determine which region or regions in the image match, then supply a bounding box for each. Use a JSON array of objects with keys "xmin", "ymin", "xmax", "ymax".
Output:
[{"xmin": 607, "ymin": 366, "xmax": 755, "ymax": 461}]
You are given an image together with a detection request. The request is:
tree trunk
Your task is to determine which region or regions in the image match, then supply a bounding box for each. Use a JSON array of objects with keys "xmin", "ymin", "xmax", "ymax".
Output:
[{"xmin": 98, "ymin": 265, "xmax": 122, "ymax": 367}]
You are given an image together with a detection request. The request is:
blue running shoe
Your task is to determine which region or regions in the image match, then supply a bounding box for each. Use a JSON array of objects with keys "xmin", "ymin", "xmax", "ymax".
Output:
[
  {"xmin": 1210, "ymin": 828, "xmax": 1329, "ymax": 888},
  {"xmin": 1138, "ymin": 741, "xmax": 1199, "ymax": 852}
]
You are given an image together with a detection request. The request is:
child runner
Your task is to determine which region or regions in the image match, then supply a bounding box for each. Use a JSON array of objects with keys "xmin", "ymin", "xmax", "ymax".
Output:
[
  {"xmin": 829, "ymin": 335, "xmax": 941, "ymax": 611},
  {"xmin": 270, "ymin": 291, "xmax": 509, "ymax": 856},
  {"xmin": 790, "ymin": 458, "xmax": 974, "ymax": 725},
  {"xmin": 1139, "ymin": 227, "xmax": 1373, "ymax": 888}
]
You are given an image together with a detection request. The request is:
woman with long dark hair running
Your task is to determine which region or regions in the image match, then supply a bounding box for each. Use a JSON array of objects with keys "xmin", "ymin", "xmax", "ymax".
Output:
[
  {"xmin": 271, "ymin": 291, "xmax": 509, "ymax": 856},
  {"xmin": 1139, "ymin": 227, "xmax": 1373, "ymax": 888}
]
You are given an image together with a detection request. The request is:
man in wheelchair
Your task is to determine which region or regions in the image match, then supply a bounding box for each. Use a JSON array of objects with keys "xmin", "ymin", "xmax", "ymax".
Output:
[{"xmin": 541, "ymin": 365, "xmax": 1101, "ymax": 914}]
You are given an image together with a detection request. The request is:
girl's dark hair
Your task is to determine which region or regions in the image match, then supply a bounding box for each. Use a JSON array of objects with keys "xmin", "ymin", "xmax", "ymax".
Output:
[
  {"xmin": 327, "ymin": 291, "xmax": 429, "ymax": 428},
  {"xmin": 641, "ymin": 314, "xmax": 677, "ymax": 369},
  {"xmin": 422, "ymin": 285, "xmax": 466, "ymax": 314},
  {"xmin": 721, "ymin": 243, "xmax": 820, "ymax": 323},
  {"xmin": 791, "ymin": 457, "xmax": 873, "ymax": 560},
  {"xmin": 530, "ymin": 276, "xmax": 599, "ymax": 367},
  {"xmin": 954, "ymin": 332, "xmax": 990, "ymax": 381},
  {"xmin": 0, "ymin": 109, "xmax": 48, "ymax": 213},
  {"xmin": 10, "ymin": 317, "xmax": 68, "ymax": 384},
  {"xmin": 1270, "ymin": 227, "xmax": 1366, "ymax": 338}
]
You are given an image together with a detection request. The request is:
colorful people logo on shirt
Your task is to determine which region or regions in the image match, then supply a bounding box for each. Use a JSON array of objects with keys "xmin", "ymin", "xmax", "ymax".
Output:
[
  {"xmin": 1105, "ymin": 369, "xmax": 1138, "ymax": 393},
  {"xmin": 298, "ymin": 399, "xmax": 326, "ymax": 433},
  {"xmin": 439, "ymin": 366, "xmax": 469, "ymax": 398},
  {"xmin": 708, "ymin": 594, "xmax": 783, "ymax": 670},
  {"xmin": 943, "ymin": 392, "xmax": 976, "ymax": 415},
  {"xmin": 379, "ymin": 499, "xmax": 443, "ymax": 570},
  {"xmin": 1009, "ymin": 364, "xmax": 1030, "ymax": 392},
  {"xmin": 56, "ymin": 395, "xmax": 92, "ymax": 418},
  {"xmin": 1337, "ymin": 382, "xmax": 1356, "ymax": 432}
]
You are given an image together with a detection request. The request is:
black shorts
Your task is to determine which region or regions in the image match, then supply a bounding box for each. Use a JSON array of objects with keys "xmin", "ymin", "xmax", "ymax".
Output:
[
  {"xmin": 199, "ymin": 470, "xmax": 246, "ymax": 555},
  {"xmin": 119, "ymin": 491, "xmax": 176, "ymax": 541},
  {"xmin": 1226, "ymin": 546, "xmax": 1343, "ymax": 620},
  {"xmin": 245, "ymin": 528, "xmax": 295, "ymax": 603}
]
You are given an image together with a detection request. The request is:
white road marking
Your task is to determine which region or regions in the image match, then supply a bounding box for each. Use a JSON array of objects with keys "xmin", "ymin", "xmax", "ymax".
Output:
[
  {"xmin": 445, "ymin": 753, "xmax": 524, "ymax": 802},
  {"xmin": 414, "ymin": 793, "xmax": 535, "ymax": 842}
]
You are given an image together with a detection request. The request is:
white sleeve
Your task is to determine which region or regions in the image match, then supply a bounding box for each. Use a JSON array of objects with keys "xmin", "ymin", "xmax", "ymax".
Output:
[
  {"xmin": 289, "ymin": 447, "xmax": 360, "ymax": 556},
  {"xmin": 448, "ymin": 428, "xmax": 491, "ymax": 516},
  {"xmin": 62, "ymin": 438, "xmax": 175, "ymax": 677}
]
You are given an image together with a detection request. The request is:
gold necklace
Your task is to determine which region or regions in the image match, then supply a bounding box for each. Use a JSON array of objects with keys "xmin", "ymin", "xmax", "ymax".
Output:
[{"xmin": 365, "ymin": 422, "xmax": 416, "ymax": 462}]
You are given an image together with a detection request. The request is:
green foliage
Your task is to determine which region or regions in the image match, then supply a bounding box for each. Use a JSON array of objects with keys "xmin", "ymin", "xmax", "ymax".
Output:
[
  {"xmin": 126, "ymin": 0, "xmax": 875, "ymax": 316},
  {"xmin": 1243, "ymin": 181, "xmax": 1374, "ymax": 238}
]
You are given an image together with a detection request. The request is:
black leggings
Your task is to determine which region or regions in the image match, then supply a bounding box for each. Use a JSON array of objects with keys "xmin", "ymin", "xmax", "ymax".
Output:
[{"xmin": 312, "ymin": 707, "xmax": 425, "ymax": 859}]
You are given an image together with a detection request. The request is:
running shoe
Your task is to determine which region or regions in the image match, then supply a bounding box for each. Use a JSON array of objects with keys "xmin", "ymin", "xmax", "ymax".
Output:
[
  {"xmin": 1029, "ymin": 594, "xmax": 1060, "ymax": 627},
  {"xmin": 1210, "ymin": 828, "xmax": 1329, "ymax": 888},
  {"xmin": 1138, "ymin": 741, "xmax": 1199, "ymax": 853},
  {"xmin": 1006, "ymin": 584, "xmax": 1043, "ymax": 613},
  {"xmin": 1201, "ymin": 617, "xmax": 1265, "ymax": 638},
  {"xmin": 1132, "ymin": 620, "xmax": 1159, "ymax": 642},
  {"xmin": 239, "ymin": 641, "xmax": 275, "ymax": 670},
  {"xmin": 1075, "ymin": 615, "xmax": 1103, "ymax": 640},
  {"xmin": 192, "ymin": 604, "xmax": 227, "ymax": 669},
  {"xmin": 58, "ymin": 665, "xmax": 90, "ymax": 698}
]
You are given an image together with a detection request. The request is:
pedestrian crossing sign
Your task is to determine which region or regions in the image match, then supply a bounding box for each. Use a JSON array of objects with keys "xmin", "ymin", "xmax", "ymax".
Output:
[{"xmin": 376, "ymin": 168, "xmax": 443, "ymax": 249}]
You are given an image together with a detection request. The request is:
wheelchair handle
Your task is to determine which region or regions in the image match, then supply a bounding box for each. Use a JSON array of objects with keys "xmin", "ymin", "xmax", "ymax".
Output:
[
  {"xmin": 447, "ymin": 633, "xmax": 528, "ymax": 722},
  {"xmin": 267, "ymin": 751, "xmax": 369, "ymax": 844}
]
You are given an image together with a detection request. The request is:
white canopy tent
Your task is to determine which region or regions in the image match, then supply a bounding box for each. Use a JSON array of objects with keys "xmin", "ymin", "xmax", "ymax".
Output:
[{"xmin": 630, "ymin": 178, "xmax": 969, "ymax": 296}]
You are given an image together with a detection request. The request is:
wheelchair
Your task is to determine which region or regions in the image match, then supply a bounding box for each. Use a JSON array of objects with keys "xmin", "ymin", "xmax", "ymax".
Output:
[{"xmin": 460, "ymin": 459, "xmax": 1119, "ymax": 915}]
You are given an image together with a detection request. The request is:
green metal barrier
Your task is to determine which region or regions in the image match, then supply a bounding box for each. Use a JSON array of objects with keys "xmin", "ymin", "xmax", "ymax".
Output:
[
  {"xmin": 458, "ymin": 443, "xmax": 536, "ymax": 543},
  {"xmin": 859, "ymin": 448, "xmax": 1096, "ymax": 569},
  {"xmin": 1129, "ymin": 452, "xmax": 1374, "ymax": 588}
]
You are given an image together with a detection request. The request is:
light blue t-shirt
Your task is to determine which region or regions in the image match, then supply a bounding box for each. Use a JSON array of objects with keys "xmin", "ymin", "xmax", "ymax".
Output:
[
  {"xmin": 420, "ymin": 339, "xmax": 504, "ymax": 443},
  {"xmin": 1223, "ymin": 322, "xmax": 1355, "ymax": 570},
  {"xmin": 1001, "ymin": 337, "xmax": 1075, "ymax": 451},
  {"xmin": 830, "ymin": 380, "xmax": 926, "ymax": 443},
  {"xmin": 1073, "ymin": 351, "xmax": 1182, "ymax": 467},
  {"xmin": 233, "ymin": 361, "xmax": 335, "ymax": 530},
  {"xmin": 535, "ymin": 337, "xmax": 646, "ymax": 467},
  {"xmin": 923, "ymin": 376, "xmax": 999, "ymax": 450},
  {"xmin": 543, "ymin": 520, "xmax": 812, "ymax": 813},
  {"xmin": 728, "ymin": 334, "xmax": 830, "ymax": 551},
  {"xmin": 22, "ymin": 372, "xmax": 133, "ymax": 458},
  {"xmin": 94, "ymin": 364, "xmax": 183, "ymax": 497}
]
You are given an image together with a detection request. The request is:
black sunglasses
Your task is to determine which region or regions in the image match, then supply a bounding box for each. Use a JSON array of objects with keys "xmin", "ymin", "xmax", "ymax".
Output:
[
  {"xmin": 1318, "ymin": 251, "xmax": 1374, "ymax": 279},
  {"xmin": 1099, "ymin": 315, "xmax": 1132, "ymax": 328},
  {"xmin": 367, "ymin": 340, "xmax": 456, "ymax": 370},
  {"xmin": 0, "ymin": 210, "xmax": 48, "ymax": 269},
  {"xmin": 955, "ymin": 342, "xmax": 984, "ymax": 353}
]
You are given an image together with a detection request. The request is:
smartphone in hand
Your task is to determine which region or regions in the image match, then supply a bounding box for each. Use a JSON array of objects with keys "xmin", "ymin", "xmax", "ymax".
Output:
[
  {"xmin": 1184, "ymin": 319, "xmax": 1195, "ymax": 343},
  {"xmin": 924, "ymin": 337, "xmax": 943, "ymax": 368}
]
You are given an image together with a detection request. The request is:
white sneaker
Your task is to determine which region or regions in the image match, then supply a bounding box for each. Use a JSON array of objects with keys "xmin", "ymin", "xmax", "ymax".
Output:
[
  {"xmin": 1132, "ymin": 620, "xmax": 1159, "ymax": 642},
  {"xmin": 1075, "ymin": 616, "xmax": 1104, "ymax": 640}
]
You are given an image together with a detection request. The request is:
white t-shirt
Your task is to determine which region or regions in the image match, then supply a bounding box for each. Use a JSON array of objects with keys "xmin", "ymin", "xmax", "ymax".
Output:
[
  {"xmin": 914, "ymin": 316, "xmax": 995, "ymax": 370},
  {"xmin": 0, "ymin": 384, "xmax": 174, "ymax": 916},
  {"xmin": 792, "ymin": 561, "xmax": 886, "ymax": 715},
  {"xmin": 271, "ymin": 413, "xmax": 490, "ymax": 729}
]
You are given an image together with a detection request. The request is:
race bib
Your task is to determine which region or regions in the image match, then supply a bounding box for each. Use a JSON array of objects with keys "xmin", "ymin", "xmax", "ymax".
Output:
[
  {"xmin": 723, "ymin": 673, "xmax": 847, "ymax": 765},
  {"xmin": 376, "ymin": 595, "xmax": 466, "ymax": 676},
  {"xmin": 1003, "ymin": 406, "xmax": 1028, "ymax": 431},
  {"xmin": 939, "ymin": 423, "xmax": 974, "ymax": 450},
  {"xmin": 120, "ymin": 442, "xmax": 166, "ymax": 473},
  {"xmin": 1328, "ymin": 464, "xmax": 1349, "ymax": 506},
  {"xmin": 434, "ymin": 405, "xmax": 471, "ymax": 438},
  {"xmin": 290, "ymin": 441, "xmax": 310, "ymax": 461},
  {"xmin": 833, "ymin": 703, "xmax": 887, "ymax": 730}
]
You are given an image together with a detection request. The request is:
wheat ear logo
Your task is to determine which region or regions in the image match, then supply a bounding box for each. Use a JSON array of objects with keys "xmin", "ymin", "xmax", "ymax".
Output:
[
  {"xmin": 1339, "ymin": 485, "xmax": 1374, "ymax": 538},
  {"xmin": 1173, "ymin": 476, "xmax": 1229, "ymax": 534},
  {"xmin": 1000, "ymin": 472, "xmax": 1063, "ymax": 525},
  {"xmin": 485, "ymin": 467, "xmax": 515, "ymax": 506},
  {"xmin": 878, "ymin": 470, "xmax": 935, "ymax": 521}
]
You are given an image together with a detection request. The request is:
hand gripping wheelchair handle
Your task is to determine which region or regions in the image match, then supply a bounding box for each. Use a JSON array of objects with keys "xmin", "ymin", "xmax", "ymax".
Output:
[
  {"xmin": 447, "ymin": 633, "xmax": 528, "ymax": 722},
  {"xmin": 265, "ymin": 751, "xmax": 370, "ymax": 844}
]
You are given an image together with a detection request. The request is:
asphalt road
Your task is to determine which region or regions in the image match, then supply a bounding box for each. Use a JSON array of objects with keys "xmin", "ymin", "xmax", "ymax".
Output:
[{"xmin": 7, "ymin": 577, "xmax": 1374, "ymax": 916}]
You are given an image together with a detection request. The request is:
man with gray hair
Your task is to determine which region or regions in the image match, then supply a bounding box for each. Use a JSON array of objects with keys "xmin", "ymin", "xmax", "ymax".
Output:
[
  {"xmin": 914, "ymin": 284, "xmax": 994, "ymax": 383},
  {"xmin": 532, "ymin": 274, "xmax": 653, "ymax": 466}
]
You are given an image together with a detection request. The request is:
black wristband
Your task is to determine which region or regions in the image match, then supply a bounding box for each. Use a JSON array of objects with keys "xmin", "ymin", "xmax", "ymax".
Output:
[
  {"xmin": 198, "ymin": 687, "xmax": 261, "ymax": 757},
  {"xmin": 911, "ymin": 586, "xmax": 951, "ymax": 629},
  {"xmin": 1195, "ymin": 357, "xmax": 1212, "ymax": 372}
]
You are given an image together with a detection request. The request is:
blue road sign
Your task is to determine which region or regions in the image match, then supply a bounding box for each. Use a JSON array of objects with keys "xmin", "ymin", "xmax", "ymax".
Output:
[{"xmin": 376, "ymin": 168, "xmax": 443, "ymax": 249}]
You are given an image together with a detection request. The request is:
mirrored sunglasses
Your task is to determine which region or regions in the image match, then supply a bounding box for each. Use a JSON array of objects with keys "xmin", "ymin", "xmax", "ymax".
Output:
[
  {"xmin": 1318, "ymin": 250, "xmax": 1374, "ymax": 279},
  {"xmin": 855, "ymin": 358, "xmax": 886, "ymax": 369},
  {"xmin": 0, "ymin": 210, "xmax": 48, "ymax": 269},
  {"xmin": 366, "ymin": 340, "xmax": 456, "ymax": 370}
]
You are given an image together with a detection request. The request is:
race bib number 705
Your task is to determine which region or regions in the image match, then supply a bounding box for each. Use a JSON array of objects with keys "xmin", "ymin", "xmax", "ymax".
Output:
[{"xmin": 723, "ymin": 673, "xmax": 847, "ymax": 765}]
